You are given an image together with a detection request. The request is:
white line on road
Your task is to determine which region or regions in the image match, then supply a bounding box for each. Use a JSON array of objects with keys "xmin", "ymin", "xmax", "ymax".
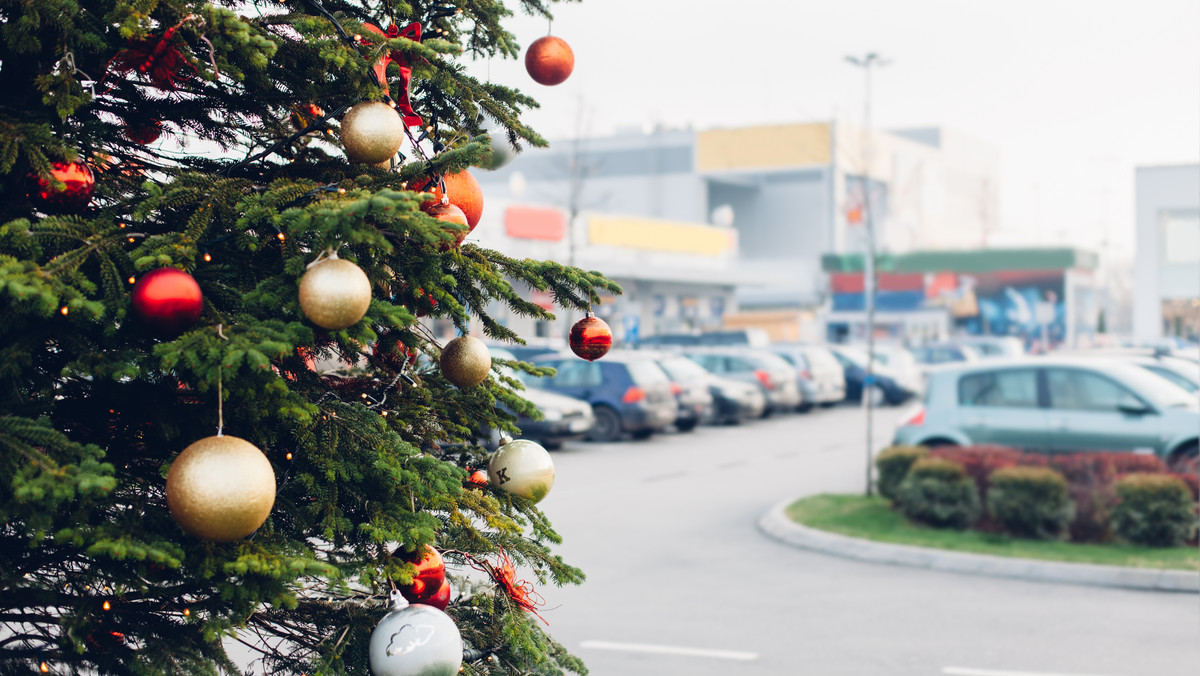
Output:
[
  {"xmin": 945, "ymin": 667, "xmax": 1121, "ymax": 676},
  {"xmin": 580, "ymin": 640, "xmax": 757, "ymax": 661}
]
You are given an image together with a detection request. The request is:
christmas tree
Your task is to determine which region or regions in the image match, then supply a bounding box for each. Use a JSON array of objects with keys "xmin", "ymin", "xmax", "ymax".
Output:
[{"xmin": 0, "ymin": 1, "xmax": 613, "ymax": 674}]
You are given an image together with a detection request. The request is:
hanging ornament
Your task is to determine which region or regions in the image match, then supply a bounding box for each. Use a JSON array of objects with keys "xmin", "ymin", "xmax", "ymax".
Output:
[
  {"xmin": 439, "ymin": 336, "xmax": 491, "ymax": 388},
  {"xmin": 99, "ymin": 14, "xmax": 210, "ymax": 92},
  {"xmin": 569, "ymin": 312, "xmax": 612, "ymax": 361},
  {"xmin": 525, "ymin": 36, "xmax": 574, "ymax": 86},
  {"xmin": 29, "ymin": 160, "xmax": 95, "ymax": 213},
  {"xmin": 360, "ymin": 22, "xmax": 424, "ymax": 127},
  {"xmin": 340, "ymin": 101, "xmax": 406, "ymax": 164},
  {"xmin": 394, "ymin": 544, "xmax": 446, "ymax": 606},
  {"xmin": 165, "ymin": 435, "xmax": 276, "ymax": 542},
  {"xmin": 123, "ymin": 118, "xmax": 163, "ymax": 144},
  {"xmin": 426, "ymin": 579, "xmax": 452, "ymax": 611},
  {"xmin": 298, "ymin": 253, "xmax": 373, "ymax": 330},
  {"xmin": 467, "ymin": 469, "xmax": 489, "ymax": 486},
  {"xmin": 488, "ymin": 439, "xmax": 555, "ymax": 503},
  {"xmin": 413, "ymin": 170, "xmax": 483, "ymax": 230},
  {"xmin": 289, "ymin": 103, "xmax": 325, "ymax": 131},
  {"xmin": 130, "ymin": 268, "xmax": 204, "ymax": 334},
  {"xmin": 368, "ymin": 590, "xmax": 463, "ymax": 676},
  {"xmin": 467, "ymin": 547, "xmax": 547, "ymax": 623},
  {"xmin": 422, "ymin": 201, "xmax": 470, "ymax": 247},
  {"xmin": 476, "ymin": 119, "xmax": 515, "ymax": 171}
]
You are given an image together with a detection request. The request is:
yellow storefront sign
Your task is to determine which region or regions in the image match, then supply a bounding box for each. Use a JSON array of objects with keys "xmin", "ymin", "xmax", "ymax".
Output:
[
  {"xmin": 696, "ymin": 123, "xmax": 832, "ymax": 172},
  {"xmin": 588, "ymin": 216, "xmax": 735, "ymax": 255}
]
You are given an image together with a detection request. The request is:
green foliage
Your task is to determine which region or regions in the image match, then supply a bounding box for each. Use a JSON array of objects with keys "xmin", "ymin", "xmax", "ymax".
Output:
[
  {"xmin": 1111, "ymin": 474, "xmax": 1197, "ymax": 547},
  {"xmin": 0, "ymin": 0, "xmax": 600, "ymax": 674},
  {"xmin": 874, "ymin": 444, "xmax": 929, "ymax": 501},
  {"xmin": 896, "ymin": 457, "xmax": 981, "ymax": 529},
  {"xmin": 986, "ymin": 466, "xmax": 1075, "ymax": 540}
]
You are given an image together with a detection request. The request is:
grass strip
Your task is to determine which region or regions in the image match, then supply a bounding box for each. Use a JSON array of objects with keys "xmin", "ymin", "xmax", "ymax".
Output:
[{"xmin": 786, "ymin": 493, "xmax": 1199, "ymax": 571}]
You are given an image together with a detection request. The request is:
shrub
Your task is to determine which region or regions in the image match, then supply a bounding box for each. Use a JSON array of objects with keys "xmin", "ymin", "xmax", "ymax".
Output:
[
  {"xmin": 1171, "ymin": 472, "xmax": 1199, "ymax": 503},
  {"xmin": 1050, "ymin": 453, "xmax": 1119, "ymax": 543},
  {"xmin": 875, "ymin": 445, "xmax": 929, "ymax": 501},
  {"xmin": 930, "ymin": 445, "xmax": 1033, "ymax": 504},
  {"xmin": 896, "ymin": 457, "xmax": 981, "ymax": 529},
  {"xmin": 1111, "ymin": 474, "xmax": 1197, "ymax": 547},
  {"xmin": 986, "ymin": 466, "xmax": 1075, "ymax": 539},
  {"xmin": 1109, "ymin": 453, "xmax": 1168, "ymax": 475}
]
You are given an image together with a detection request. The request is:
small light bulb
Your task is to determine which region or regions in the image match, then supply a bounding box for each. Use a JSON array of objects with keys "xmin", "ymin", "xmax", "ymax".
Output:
[
  {"xmin": 203, "ymin": 253, "xmax": 212, "ymax": 262},
  {"xmin": 40, "ymin": 663, "xmax": 49, "ymax": 673},
  {"xmin": 277, "ymin": 232, "xmax": 286, "ymax": 241},
  {"xmin": 127, "ymin": 237, "xmax": 135, "ymax": 243},
  {"xmin": 102, "ymin": 601, "xmax": 111, "ymax": 611},
  {"xmin": 128, "ymin": 276, "xmax": 136, "ymax": 284},
  {"xmin": 118, "ymin": 222, "xmax": 126, "ymax": 229},
  {"xmin": 183, "ymin": 608, "xmax": 190, "ymax": 617},
  {"xmin": 338, "ymin": 188, "xmax": 346, "ymax": 194},
  {"xmin": 425, "ymin": 125, "xmax": 434, "ymax": 132},
  {"xmin": 286, "ymin": 452, "xmax": 293, "ymax": 460},
  {"xmin": 60, "ymin": 307, "xmax": 68, "ymax": 315}
]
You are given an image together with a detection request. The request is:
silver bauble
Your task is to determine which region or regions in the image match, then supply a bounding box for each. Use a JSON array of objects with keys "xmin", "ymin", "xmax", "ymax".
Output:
[
  {"xmin": 298, "ymin": 257, "xmax": 372, "ymax": 330},
  {"xmin": 340, "ymin": 101, "xmax": 406, "ymax": 164},
  {"xmin": 480, "ymin": 130, "xmax": 515, "ymax": 170},
  {"xmin": 369, "ymin": 591, "xmax": 463, "ymax": 676},
  {"xmin": 488, "ymin": 438, "xmax": 555, "ymax": 503},
  {"xmin": 166, "ymin": 435, "xmax": 276, "ymax": 542},
  {"xmin": 439, "ymin": 336, "xmax": 491, "ymax": 388}
]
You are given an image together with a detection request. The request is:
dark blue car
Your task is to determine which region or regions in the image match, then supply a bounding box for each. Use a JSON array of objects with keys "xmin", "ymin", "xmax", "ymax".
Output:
[
  {"xmin": 828, "ymin": 345, "xmax": 916, "ymax": 406},
  {"xmin": 529, "ymin": 350, "xmax": 678, "ymax": 442}
]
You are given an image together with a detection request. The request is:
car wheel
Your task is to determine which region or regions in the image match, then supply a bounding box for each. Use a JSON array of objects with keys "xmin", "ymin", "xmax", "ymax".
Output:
[
  {"xmin": 675, "ymin": 418, "xmax": 699, "ymax": 432},
  {"xmin": 541, "ymin": 440, "xmax": 563, "ymax": 451},
  {"xmin": 586, "ymin": 406, "xmax": 622, "ymax": 442},
  {"xmin": 630, "ymin": 429, "xmax": 654, "ymax": 440},
  {"xmin": 1168, "ymin": 443, "xmax": 1198, "ymax": 475},
  {"xmin": 797, "ymin": 402, "xmax": 814, "ymax": 413},
  {"xmin": 820, "ymin": 401, "xmax": 839, "ymax": 408}
]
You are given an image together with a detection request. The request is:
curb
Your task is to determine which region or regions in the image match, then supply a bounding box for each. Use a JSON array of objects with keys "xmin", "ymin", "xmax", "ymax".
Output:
[{"xmin": 757, "ymin": 498, "xmax": 1200, "ymax": 593}]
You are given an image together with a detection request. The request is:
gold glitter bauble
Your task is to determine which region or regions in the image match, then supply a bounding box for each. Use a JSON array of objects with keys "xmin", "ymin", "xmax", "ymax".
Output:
[
  {"xmin": 340, "ymin": 101, "xmax": 406, "ymax": 164},
  {"xmin": 488, "ymin": 439, "xmax": 555, "ymax": 503},
  {"xmin": 299, "ymin": 257, "xmax": 372, "ymax": 330},
  {"xmin": 439, "ymin": 335, "xmax": 491, "ymax": 388},
  {"xmin": 166, "ymin": 435, "xmax": 276, "ymax": 542}
]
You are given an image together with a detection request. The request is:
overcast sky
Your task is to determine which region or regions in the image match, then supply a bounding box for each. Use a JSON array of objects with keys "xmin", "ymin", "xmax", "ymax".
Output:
[{"xmin": 467, "ymin": 0, "xmax": 1200, "ymax": 254}]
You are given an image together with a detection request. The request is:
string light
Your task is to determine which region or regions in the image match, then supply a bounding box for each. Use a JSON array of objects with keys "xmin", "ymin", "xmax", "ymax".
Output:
[
  {"xmin": 60, "ymin": 306, "xmax": 69, "ymax": 315},
  {"xmin": 127, "ymin": 237, "xmax": 136, "ymax": 243},
  {"xmin": 39, "ymin": 663, "xmax": 49, "ymax": 673},
  {"xmin": 127, "ymin": 276, "xmax": 136, "ymax": 284},
  {"xmin": 276, "ymin": 232, "xmax": 286, "ymax": 241},
  {"xmin": 203, "ymin": 252, "xmax": 212, "ymax": 262},
  {"xmin": 286, "ymin": 452, "xmax": 293, "ymax": 460},
  {"xmin": 102, "ymin": 601, "xmax": 111, "ymax": 611},
  {"xmin": 183, "ymin": 608, "xmax": 190, "ymax": 617}
]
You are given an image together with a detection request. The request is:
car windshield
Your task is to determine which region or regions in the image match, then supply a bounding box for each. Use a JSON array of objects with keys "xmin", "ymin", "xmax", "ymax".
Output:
[
  {"xmin": 659, "ymin": 356, "xmax": 709, "ymax": 380},
  {"xmin": 626, "ymin": 359, "xmax": 670, "ymax": 386}
]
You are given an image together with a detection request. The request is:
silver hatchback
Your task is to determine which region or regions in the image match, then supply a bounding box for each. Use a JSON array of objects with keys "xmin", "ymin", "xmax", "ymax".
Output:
[{"xmin": 892, "ymin": 357, "xmax": 1200, "ymax": 472}]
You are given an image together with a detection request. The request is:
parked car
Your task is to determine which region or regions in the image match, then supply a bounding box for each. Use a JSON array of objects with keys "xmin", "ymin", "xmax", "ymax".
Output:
[
  {"xmin": 645, "ymin": 351, "xmax": 716, "ymax": 431},
  {"xmin": 527, "ymin": 350, "xmax": 678, "ymax": 442},
  {"xmin": 827, "ymin": 345, "xmax": 917, "ymax": 406},
  {"xmin": 767, "ymin": 343, "xmax": 847, "ymax": 411},
  {"xmin": 705, "ymin": 374, "xmax": 768, "ymax": 424},
  {"xmin": 909, "ymin": 341, "xmax": 981, "ymax": 367},
  {"xmin": 681, "ymin": 348, "xmax": 801, "ymax": 416},
  {"xmin": 636, "ymin": 328, "xmax": 770, "ymax": 350},
  {"xmin": 892, "ymin": 357, "xmax": 1200, "ymax": 472},
  {"xmin": 945, "ymin": 335, "xmax": 1026, "ymax": 359},
  {"xmin": 489, "ymin": 348, "xmax": 595, "ymax": 449},
  {"xmin": 1120, "ymin": 356, "xmax": 1200, "ymax": 394}
]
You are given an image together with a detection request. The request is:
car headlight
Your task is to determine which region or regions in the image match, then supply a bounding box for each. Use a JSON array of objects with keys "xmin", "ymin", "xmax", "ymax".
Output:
[{"xmin": 541, "ymin": 409, "xmax": 563, "ymax": 422}]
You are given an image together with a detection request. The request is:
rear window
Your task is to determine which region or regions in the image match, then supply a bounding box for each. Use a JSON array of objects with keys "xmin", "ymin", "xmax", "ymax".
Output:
[
  {"xmin": 659, "ymin": 357, "xmax": 708, "ymax": 380},
  {"xmin": 958, "ymin": 369, "xmax": 1038, "ymax": 408},
  {"xmin": 626, "ymin": 359, "xmax": 670, "ymax": 386}
]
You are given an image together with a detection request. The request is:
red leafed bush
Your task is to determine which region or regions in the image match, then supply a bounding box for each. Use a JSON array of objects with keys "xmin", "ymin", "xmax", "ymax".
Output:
[
  {"xmin": 1109, "ymin": 453, "xmax": 1168, "ymax": 475},
  {"xmin": 930, "ymin": 445, "xmax": 1026, "ymax": 503},
  {"xmin": 1049, "ymin": 453, "xmax": 1118, "ymax": 543},
  {"xmin": 1171, "ymin": 472, "xmax": 1199, "ymax": 502}
]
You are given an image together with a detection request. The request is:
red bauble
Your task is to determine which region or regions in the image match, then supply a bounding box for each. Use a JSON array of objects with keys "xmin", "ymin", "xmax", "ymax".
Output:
[
  {"xmin": 425, "ymin": 579, "xmax": 452, "ymax": 610},
  {"xmin": 30, "ymin": 161, "xmax": 95, "ymax": 213},
  {"xmin": 413, "ymin": 171, "xmax": 484, "ymax": 230},
  {"xmin": 124, "ymin": 119, "xmax": 163, "ymax": 144},
  {"xmin": 468, "ymin": 469, "xmax": 489, "ymax": 486},
  {"xmin": 525, "ymin": 36, "xmax": 574, "ymax": 86},
  {"xmin": 395, "ymin": 545, "xmax": 447, "ymax": 605},
  {"xmin": 130, "ymin": 268, "xmax": 204, "ymax": 334},
  {"xmin": 569, "ymin": 313, "xmax": 612, "ymax": 361},
  {"xmin": 423, "ymin": 201, "xmax": 471, "ymax": 247}
]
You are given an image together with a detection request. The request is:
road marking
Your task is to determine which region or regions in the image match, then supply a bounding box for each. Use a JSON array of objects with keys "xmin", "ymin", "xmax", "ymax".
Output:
[
  {"xmin": 944, "ymin": 667, "xmax": 1121, "ymax": 676},
  {"xmin": 580, "ymin": 640, "xmax": 757, "ymax": 661}
]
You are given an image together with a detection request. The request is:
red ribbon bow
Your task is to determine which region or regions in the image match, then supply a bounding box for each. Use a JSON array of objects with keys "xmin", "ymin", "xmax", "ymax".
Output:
[{"xmin": 361, "ymin": 22, "xmax": 423, "ymax": 127}]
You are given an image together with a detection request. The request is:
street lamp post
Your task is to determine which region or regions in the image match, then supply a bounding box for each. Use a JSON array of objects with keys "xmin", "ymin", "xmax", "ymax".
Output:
[{"xmin": 845, "ymin": 52, "xmax": 889, "ymax": 497}]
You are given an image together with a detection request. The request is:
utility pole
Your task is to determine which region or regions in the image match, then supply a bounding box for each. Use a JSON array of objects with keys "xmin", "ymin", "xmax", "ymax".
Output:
[{"xmin": 845, "ymin": 52, "xmax": 889, "ymax": 497}]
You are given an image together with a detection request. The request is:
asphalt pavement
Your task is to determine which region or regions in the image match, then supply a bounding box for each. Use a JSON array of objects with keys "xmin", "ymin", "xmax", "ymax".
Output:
[{"xmin": 534, "ymin": 404, "xmax": 1200, "ymax": 676}]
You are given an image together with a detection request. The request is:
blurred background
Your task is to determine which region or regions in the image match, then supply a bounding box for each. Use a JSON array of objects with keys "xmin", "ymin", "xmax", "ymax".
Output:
[{"xmin": 443, "ymin": 0, "xmax": 1198, "ymax": 354}]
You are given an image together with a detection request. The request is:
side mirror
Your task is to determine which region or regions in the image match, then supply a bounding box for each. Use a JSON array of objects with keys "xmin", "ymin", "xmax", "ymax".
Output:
[{"xmin": 1117, "ymin": 398, "xmax": 1153, "ymax": 416}]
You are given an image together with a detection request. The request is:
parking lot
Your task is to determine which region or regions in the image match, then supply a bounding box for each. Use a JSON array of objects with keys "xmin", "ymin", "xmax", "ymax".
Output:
[{"xmin": 530, "ymin": 404, "xmax": 1200, "ymax": 676}]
